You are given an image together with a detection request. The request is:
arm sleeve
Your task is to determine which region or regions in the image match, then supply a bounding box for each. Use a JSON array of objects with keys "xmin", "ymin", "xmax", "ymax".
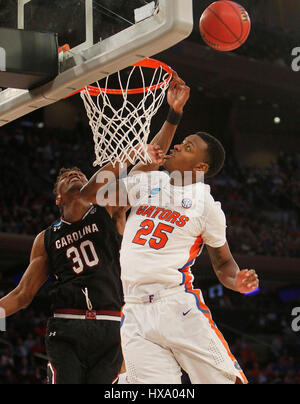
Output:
[{"xmin": 202, "ymin": 201, "xmax": 227, "ymax": 248}]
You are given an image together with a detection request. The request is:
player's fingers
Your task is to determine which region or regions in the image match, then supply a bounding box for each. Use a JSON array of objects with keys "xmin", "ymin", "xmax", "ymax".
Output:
[
  {"xmin": 243, "ymin": 274, "xmax": 258, "ymax": 284},
  {"xmin": 243, "ymin": 269, "xmax": 256, "ymax": 277},
  {"xmin": 246, "ymin": 270, "xmax": 257, "ymax": 278},
  {"xmin": 172, "ymin": 70, "xmax": 184, "ymax": 82},
  {"xmin": 245, "ymin": 275, "xmax": 259, "ymax": 286},
  {"xmin": 240, "ymin": 269, "xmax": 250, "ymax": 278},
  {"xmin": 172, "ymin": 71, "xmax": 185, "ymax": 86},
  {"xmin": 169, "ymin": 79, "xmax": 176, "ymax": 90},
  {"xmin": 177, "ymin": 84, "xmax": 189, "ymax": 95}
]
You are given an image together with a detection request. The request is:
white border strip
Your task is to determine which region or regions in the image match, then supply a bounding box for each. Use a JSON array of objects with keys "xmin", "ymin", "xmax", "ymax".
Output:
[{"xmin": 54, "ymin": 313, "xmax": 121, "ymax": 322}]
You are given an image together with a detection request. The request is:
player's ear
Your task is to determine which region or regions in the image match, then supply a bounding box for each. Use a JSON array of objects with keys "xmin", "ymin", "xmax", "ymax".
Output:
[
  {"xmin": 193, "ymin": 162, "xmax": 209, "ymax": 176},
  {"xmin": 56, "ymin": 194, "xmax": 62, "ymax": 207}
]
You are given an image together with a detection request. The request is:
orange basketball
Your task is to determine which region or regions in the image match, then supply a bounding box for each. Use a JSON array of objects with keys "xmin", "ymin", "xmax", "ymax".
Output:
[{"xmin": 200, "ymin": 1, "xmax": 251, "ymax": 52}]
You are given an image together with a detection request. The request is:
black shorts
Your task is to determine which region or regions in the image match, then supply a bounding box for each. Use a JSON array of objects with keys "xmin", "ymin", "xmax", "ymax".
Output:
[{"xmin": 45, "ymin": 317, "xmax": 122, "ymax": 384}]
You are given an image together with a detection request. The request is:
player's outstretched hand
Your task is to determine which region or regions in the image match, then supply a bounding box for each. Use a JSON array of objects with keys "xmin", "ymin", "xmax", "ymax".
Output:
[
  {"xmin": 147, "ymin": 144, "xmax": 165, "ymax": 166},
  {"xmin": 167, "ymin": 71, "xmax": 190, "ymax": 114},
  {"xmin": 234, "ymin": 269, "xmax": 259, "ymax": 294}
]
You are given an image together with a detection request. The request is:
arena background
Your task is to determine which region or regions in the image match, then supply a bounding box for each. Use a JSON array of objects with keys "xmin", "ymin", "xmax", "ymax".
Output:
[{"xmin": 0, "ymin": 0, "xmax": 299, "ymax": 384}]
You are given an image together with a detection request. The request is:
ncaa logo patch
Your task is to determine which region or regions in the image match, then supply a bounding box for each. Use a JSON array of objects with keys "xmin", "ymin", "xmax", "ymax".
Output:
[
  {"xmin": 182, "ymin": 199, "xmax": 193, "ymax": 209},
  {"xmin": 53, "ymin": 221, "xmax": 62, "ymax": 231},
  {"xmin": 149, "ymin": 188, "xmax": 161, "ymax": 198}
]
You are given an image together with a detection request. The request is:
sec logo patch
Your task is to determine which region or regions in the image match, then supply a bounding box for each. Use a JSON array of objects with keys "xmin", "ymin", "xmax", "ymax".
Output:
[{"xmin": 182, "ymin": 199, "xmax": 192, "ymax": 209}]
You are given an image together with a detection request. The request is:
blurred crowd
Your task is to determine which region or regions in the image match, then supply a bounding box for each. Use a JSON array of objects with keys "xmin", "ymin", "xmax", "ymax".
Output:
[
  {"xmin": 234, "ymin": 23, "xmax": 298, "ymax": 68},
  {"xmin": 0, "ymin": 271, "xmax": 299, "ymax": 384},
  {"xmin": 204, "ymin": 286, "xmax": 300, "ymax": 385},
  {"xmin": 0, "ymin": 273, "xmax": 49, "ymax": 384},
  {"xmin": 0, "ymin": 123, "xmax": 298, "ymax": 258},
  {"xmin": 209, "ymin": 151, "xmax": 300, "ymax": 258},
  {"xmin": 0, "ymin": 122, "xmax": 95, "ymax": 236}
]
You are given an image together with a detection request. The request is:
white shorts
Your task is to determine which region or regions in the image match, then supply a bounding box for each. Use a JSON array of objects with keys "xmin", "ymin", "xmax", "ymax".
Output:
[{"xmin": 120, "ymin": 287, "xmax": 248, "ymax": 384}]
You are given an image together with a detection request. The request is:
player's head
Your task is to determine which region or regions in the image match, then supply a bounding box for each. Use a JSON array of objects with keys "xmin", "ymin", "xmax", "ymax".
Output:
[
  {"xmin": 53, "ymin": 167, "xmax": 88, "ymax": 212},
  {"xmin": 163, "ymin": 132, "xmax": 225, "ymax": 181}
]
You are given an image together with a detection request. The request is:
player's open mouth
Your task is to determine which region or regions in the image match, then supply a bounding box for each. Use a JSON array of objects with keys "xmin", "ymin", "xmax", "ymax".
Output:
[
  {"xmin": 70, "ymin": 177, "xmax": 82, "ymax": 183},
  {"xmin": 165, "ymin": 151, "xmax": 176, "ymax": 158}
]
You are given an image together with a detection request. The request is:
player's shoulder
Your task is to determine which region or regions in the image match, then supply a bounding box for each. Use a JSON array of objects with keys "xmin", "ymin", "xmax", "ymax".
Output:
[
  {"xmin": 201, "ymin": 183, "xmax": 225, "ymax": 216},
  {"xmin": 35, "ymin": 229, "xmax": 46, "ymax": 242},
  {"xmin": 31, "ymin": 230, "xmax": 47, "ymax": 255},
  {"xmin": 129, "ymin": 169, "xmax": 169, "ymax": 181},
  {"xmin": 125, "ymin": 169, "xmax": 169, "ymax": 190}
]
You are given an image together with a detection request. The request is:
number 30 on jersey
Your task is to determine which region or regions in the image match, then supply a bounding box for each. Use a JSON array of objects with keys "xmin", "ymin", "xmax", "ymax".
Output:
[{"xmin": 66, "ymin": 240, "xmax": 100, "ymax": 274}]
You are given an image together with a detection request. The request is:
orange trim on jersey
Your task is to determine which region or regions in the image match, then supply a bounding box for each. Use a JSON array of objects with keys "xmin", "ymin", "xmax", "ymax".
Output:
[
  {"xmin": 186, "ymin": 288, "xmax": 248, "ymax": 384},
  {"xmin": 180, "ymin": 236, "xmax": 248, "ymax": 383},
  {"xmin": 179, "ymin": 235, "xmax": 203, "ymax": 289},
  {"xmin": 120, "ymin": 304, "xmax": 125, "ymax": 328},
  {"xmin": 199, "ymin": 295, "xmax": 248, "ymax": 383}
]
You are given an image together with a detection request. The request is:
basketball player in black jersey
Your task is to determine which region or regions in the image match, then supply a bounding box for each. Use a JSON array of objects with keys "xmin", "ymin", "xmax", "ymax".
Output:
[
  {"xmin": 0, "ymin": 71, "xmax": 191, "ymax": 384},
  {"xmin": 0, "ymin": 152, "xmax": 160, "ymax": 384}
]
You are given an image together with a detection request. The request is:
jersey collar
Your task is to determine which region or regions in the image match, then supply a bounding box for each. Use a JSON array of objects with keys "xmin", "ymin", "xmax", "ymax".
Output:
[{"xmin": 61, "ymin": 204, "xmax": 94, "ymax": 225}]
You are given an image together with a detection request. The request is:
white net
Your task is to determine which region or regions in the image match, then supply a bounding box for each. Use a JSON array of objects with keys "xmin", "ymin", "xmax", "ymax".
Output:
[{"xmin": 80, "ymin": 59, "xmax": 172, "ymax": 167}]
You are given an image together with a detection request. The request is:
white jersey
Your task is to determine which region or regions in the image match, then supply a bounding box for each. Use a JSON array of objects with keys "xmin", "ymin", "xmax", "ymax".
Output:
[{"xmin": 120, "ymin": 171, "xmax": 227, "ymax": 298}]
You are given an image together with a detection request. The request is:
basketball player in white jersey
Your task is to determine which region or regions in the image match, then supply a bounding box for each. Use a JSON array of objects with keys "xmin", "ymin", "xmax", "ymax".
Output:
[{"xmin": 82, "ymin": 71, "xmax": 259, "ymax": 384}]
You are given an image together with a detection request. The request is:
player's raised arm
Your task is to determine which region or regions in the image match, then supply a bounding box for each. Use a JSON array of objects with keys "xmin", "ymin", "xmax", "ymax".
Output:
[
  {"xmin": 131, "ymin": 71, "xmax": 191, "ymax": 174},
  {"xmin": 0, "ymin": 232, "xmax": 50, "ymax": 318},
  {"xmin": 206, "ymin": 242, "xmax": 259, "ymax": 294},
  {"xmin": 79, "ymin": 145, "xmax": 164, "ymax": 206}
]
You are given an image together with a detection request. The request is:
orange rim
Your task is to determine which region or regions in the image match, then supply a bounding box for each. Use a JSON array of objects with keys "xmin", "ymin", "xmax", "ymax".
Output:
[{"xmin": 67, "ymin": 58, "xmax": 173, "ymax": 97}]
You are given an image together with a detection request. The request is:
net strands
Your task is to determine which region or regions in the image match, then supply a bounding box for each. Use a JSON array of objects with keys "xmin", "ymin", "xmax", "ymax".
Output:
[{"xmin": 80, "ymin": 60, "xmax": 172, "ymax": 168}]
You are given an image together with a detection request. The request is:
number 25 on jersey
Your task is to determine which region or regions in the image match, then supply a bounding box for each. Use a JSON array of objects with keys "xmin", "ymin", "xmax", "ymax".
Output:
[{"xmin": 132, "ymin": 220, "xmax": 174, "ymax": 250}]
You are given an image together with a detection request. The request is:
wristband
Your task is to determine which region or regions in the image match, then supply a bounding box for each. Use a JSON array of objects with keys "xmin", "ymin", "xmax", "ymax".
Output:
[{"xmin": 167, "ymin": 108, "xmax": 183, "ymax": 126}]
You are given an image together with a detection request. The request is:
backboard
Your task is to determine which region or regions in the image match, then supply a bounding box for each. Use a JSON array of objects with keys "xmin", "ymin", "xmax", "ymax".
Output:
[{"xmin": 0, "ymin": 0, "xmax": 194, "ymax": 126}]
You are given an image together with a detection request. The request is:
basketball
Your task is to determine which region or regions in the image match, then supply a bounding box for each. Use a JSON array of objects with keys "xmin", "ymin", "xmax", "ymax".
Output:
[{"xmin": 199, "ymin": 1, "xmax": 251, "ymax": 52}]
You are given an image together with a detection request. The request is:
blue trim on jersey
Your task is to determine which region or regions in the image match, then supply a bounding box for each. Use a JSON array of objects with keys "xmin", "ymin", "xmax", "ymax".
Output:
[
  {"xmin": 177, "ymin": 242, "xmax": 211, "ymax": 315},
  {"xmin": 180, "ymin": 259, "xmax": 196, "ymax": 271},
  {"xmin": 185, "ymin": 289, "xmax": 211, "ymax": 314},
  {"xmin": 53, "ymin": 220, "xmax": 62, "ymax": 227},
  {"xmin": 178, "ymin": 258, "xmax": 196, "ymax": 286}
]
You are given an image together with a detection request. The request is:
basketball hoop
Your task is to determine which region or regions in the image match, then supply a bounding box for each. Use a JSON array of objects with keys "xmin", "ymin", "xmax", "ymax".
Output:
[{"xmin": 68, "ymin": 58, "xmax": 173, "ymax": 168}]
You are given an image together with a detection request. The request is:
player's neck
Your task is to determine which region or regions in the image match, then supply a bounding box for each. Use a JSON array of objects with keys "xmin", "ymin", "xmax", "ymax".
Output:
[
  {"xmin": 168, "ymin": 171, "xmax": 202, "ymax": 187},
  {"xmin": 61, "ymin": 199, "xmax": 93, "ymax": 224}
]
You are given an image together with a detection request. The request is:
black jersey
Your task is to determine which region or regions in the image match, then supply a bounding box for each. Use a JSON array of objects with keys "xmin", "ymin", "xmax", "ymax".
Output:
[{"xmin": 44, "ymin": 205, "xmax": 123, "ymax": 313}]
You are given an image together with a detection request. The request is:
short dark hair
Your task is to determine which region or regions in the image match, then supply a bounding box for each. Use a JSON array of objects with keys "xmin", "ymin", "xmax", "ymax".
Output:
[
  {"xmin": 196, "ymin": 132, "xmax": 225, "ymax": 178},
  {"xmin": 53, "ymin": 167, "xmax": 83, "ymax": 195}
]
